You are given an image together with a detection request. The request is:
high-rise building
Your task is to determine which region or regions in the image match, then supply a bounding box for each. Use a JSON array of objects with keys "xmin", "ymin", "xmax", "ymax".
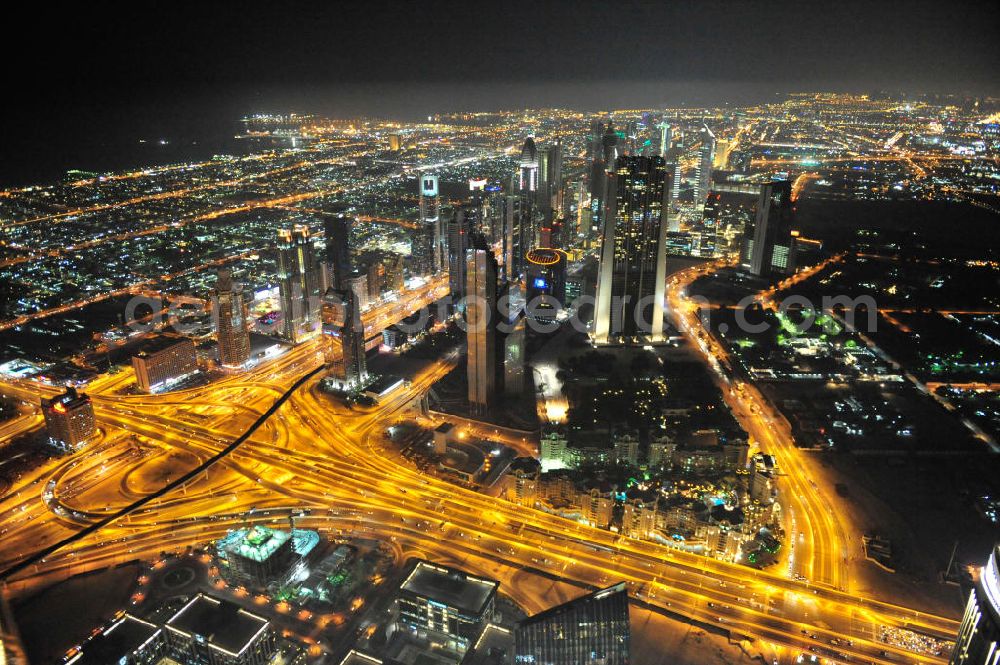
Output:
[
  {"xmin": 347, "ymin": 270, "xmax": 369, "ymax": 312},
  {"xmin": 448, "ymin": 207, "xmax": 471, "ymax": 300},
  {"xmin": 536, "ymin": 140, "xmax": 563, "ymax": 217},
  {"xmin": 950, "ymin": 545, "xmax": 1000, "ymax": 665},
  {"xmin": 69, "ymin": 613, "xmax": 166, "ymax": 665},
  {"xmin": 216, "ymin": 268, "xmax": 250, "ymax": 369},
  {"xmin": 525, "ymin": 248, "xmax": 566, "ymax": 321},
  {"xmin": 504, "ymin": 310, "xmax": 526, "ymax": 397},
  {"xmin": 519, "ymin": 138, "xmax": 539, "ymax": 193},
  {"xmin": 514, "ymin": 583, "xmax": 631, "ymax": 665},
  {"xmin": 324, "ymin": 214, "xmax": 352, "ymax": 291},
  {"xmin": 132, "ymin": 335, "xmax": 198, "ymax": 393},
  {"xmin": 549, "ymin": 138, "xmax": 564, "ymax": 214},
  {"xmin": 322, "ymin": 286, "xmax": 368, "ymax": 390},
  {"xmin": 41, "ymin": 387, "xmax": 95, "ymax": 452},
  {"xmin": 663, "ymin": 147, "xmax": 683, "ymax": 233},
  {"xmin": 657, "ymin": 119, "xmax": 672, "ymax": 156},
  {"xmin": 418, "ymin": 174, "xmax": 445, "ymax": 273},
  {"xmin": 388, "ymin": 133, "xmax": 402, "ymax": 151},
  {"xmin": 391, "ymin": 561, "xmax": 498, "ymax": 662},
  {"xmin": 594, "ymin": 155, "xmax": 671, "ymax": 344},
  {"xmin": 591, "ymin": 123, "xmax": 620, "ymax": 234},
  {"xmin": 502, "ymin": 192, "xmax": 534, "ymax": 281},
  {"xmin": 466, "ymin": 237, "xmax": 499, "ymax": 416},
  {"xmin": 694, "ymin": 124, "xmax": 716, "ymax": 205},
  {"xmin": 277, "ymin": 225, "xmax": 321, "ymax": 342},
  {"xmin": 745, "ymin": 180, "xmax": 796, "ymax": 277}
]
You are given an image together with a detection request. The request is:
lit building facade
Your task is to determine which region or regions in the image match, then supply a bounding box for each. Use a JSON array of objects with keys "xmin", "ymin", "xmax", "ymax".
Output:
[
  {"xmin": 594, "ymin": 155, "xmax": 671, "ymax": 344},
  {"xmin": 277, "ymin": 225, "xmax": 321, "ymax": 342},
  {"xmin": 131, "ymin": 335, "xmax": 198, "ymax": 393},
  {"xmin": 950, "ymin": 545, "xmax": 1000, "ymax": 665},
  {"xmin": 324, "ymin": 213, "xmax": 353, "ymax": 291},
  {"xmin": 514, "ymin": 583, "xmax": 631, "ymax": 665},
  {"xmin": 41, "ymin": 387, "xmax": 95, "ymax": 452},
  {"xmin": 391, "ymin": 561, "xmax": 498, "ymax": 661},
  {"xmin": 744, "ymin": 180, "xmax": 796, "ymax": 277},
  {"xmin": 322, "ymin": 286, "xmax": 368, "ymax": 390},
  {"xmin": 216, "ymin": 268, "xmax": 250, "ymax": 369},
  {"xmin": 164, "ymin": 594, "xmax": 277, "ymax": 665},
  {"xmin": 466, "ymin": 239, "xmax": 498, "ymax": 416}
]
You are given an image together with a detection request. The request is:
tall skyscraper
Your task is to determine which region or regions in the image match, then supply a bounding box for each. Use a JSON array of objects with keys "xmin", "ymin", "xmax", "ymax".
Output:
[
  {"xmin": 657, "ymin": 119, "xmax": 672, "ymax": 156},
  {"xmin": 594, "ymin": 156, "xmax": 671, "ymax": 344},
  {"xmin": 504, "ymin": 311, "xmax": 526, "ymax": 397},
  {"xmin": 215, "ymin": 268, "xmax": 250, "ymax": 369},
  {"xmin": 950, "ymin": 545, "xmax": 1000, "ymax": 665},
  {"xmin": 466, "ymin": 236, "xmax": 499, "ymax": 417},
  {"xmin": 277, "ymin": 225, "xmax": 321, "ymax": 342},
  {"xmin": 322, "ymin": 286, "xmax": 368, "ymax": 390},
  {"xmin": 418, "ymin": 174, "xmax": 445, "ymax": 273},
  {"xmin": 448, "ymin": 207, "xmax": 472, "ymax": 300},
  {"xmin": 513, "ymin": 583, "xmax": 631, "ymax": 665},
  {"xmin": 548, "ymin": 138, "xmax": 564, "ymax": 214},
  {"xmin": 324, "ymin": 213, "xmax": 352, "ymax": 290},
  {"xmin": 745, "ymin": 180, "xmax": 796, "ymax": 277},
  {"xmin": 519, "ymin": 138, "xmax": 539, "ymax": 193},
  {"xmin": 664, "ymin": 147, "xmax": 683, "ymax": 233},
  {"xmin": 694, "ymin": 124, "xmax": 716, "ymax": 205}
]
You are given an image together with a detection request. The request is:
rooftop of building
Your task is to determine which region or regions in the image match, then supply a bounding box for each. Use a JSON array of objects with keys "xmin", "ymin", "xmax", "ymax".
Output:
[
  {"xmin": 69, "ymin": 614, "xmax": 160, "ymax": 665},
  {"xmin": 134, "ymin": 334, "xmax": 192, "ymax": 357},
  {"xmin": 165, "ymin": 593, "xmax": 269, "ymax": 655},
  {"xmin": 517, "ymin": 583, "xmax": 628, "ymax": 628},
  {"xmin": 216, "ymin": 525, "xmax": 319, "ymax": 563},
  {"xmin": 42, "ymin": 386, "xmax": 91, "ymax": 411},
  {"xmin": 398, "ymin": 561, "xmax": 498, "ymax": 616}
]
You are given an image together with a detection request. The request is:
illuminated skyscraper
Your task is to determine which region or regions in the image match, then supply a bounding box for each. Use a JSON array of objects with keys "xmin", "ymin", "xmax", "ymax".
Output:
[
  {"xmin": 277, "ymin": 225, "xmax": 321, "ymax": 342},
  {"xmin": 745, "ymin": 180, "xmax": 796, "ymax": 277},
  {"xmin": 514, "ymin": 583, "xmax": 631, "ymax": 665},
  {"xmin": 537, "ymin": 140, "xmax": 563, "ymax": 216},
  {"xmin": 657, "ymin": 119, "xmax": 672, "ymax": 156},
  {"xmin": 322, "ymin": 286, "xmax": 368, "ymax": 390},
  {"xmin": 418, "ymin": 174, "xmax": 445, "ymax": 273},
  {"xmin": 324, "ymin": 213, "xmax": 352, "ymax": 290},
  {"xmin": 466, "ymin": 236, "xmax": 498, "ymax": 417},
  {"xmin": 215, "ymin": 268, "xmax": 250, "ymax": 369},
  {"xmin": 950, "ymin": 545, "xmax": 1000, "ymax": 665},
  {"xmin": 664, "ymin": 147, "xmax": 684, "ymax": 233},
  {"xmin": 519, "ymin": 138, "xmax": 539, "ymax": 193},
  {"xmin": 694, "ymin": 124, "xmax": 716, "ymax": 205},
  {"xmin": 594, "ymin": 155, "xmax": 671, "ymax": 344}
]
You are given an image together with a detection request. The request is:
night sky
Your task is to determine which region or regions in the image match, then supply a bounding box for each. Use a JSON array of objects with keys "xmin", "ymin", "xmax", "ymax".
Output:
[{"xmin": 4, "ymin": 0, "xmax": 998, "ymax": 186}]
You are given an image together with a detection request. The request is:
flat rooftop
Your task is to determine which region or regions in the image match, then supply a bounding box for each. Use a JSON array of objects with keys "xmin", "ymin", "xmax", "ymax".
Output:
[
  {"xmin": 166, "ymin": 593, "xmax": 269, "ymax": 655},
  {"xmin": 71, "ymin": 614, "xmax": 160, "ymax": 665},
  {"xmin": 399, "ymin": 561, "xmax": 498, "ymax": 616},
  {"xmin": 135, "ymin": 334, "xmax": 191, "ymax": 356}
]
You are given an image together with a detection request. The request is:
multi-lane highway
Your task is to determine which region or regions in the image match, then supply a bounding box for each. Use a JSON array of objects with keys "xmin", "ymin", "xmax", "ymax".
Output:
[{"xmin": 0, "ymin": 263, "xmax": 959, "ymax": 664}]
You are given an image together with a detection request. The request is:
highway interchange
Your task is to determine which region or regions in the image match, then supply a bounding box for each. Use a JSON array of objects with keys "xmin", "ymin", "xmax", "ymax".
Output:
[{"xmin": 0, "ymin": 262, "xmax": 960, "ymax": 664}]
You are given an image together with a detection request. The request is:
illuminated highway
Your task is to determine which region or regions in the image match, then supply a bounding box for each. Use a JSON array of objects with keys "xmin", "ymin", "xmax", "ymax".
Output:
[{"xmin": 0, "ymin": 263, "xmax": 962, "ymax": 665}]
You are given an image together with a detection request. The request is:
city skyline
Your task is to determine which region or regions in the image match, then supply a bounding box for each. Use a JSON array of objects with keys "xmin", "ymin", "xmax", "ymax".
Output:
[{"xmin": 1, "ymin": 3, "xmax": 999, "ymax": 665}]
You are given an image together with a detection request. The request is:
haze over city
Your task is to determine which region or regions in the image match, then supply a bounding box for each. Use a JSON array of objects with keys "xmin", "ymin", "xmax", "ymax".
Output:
[{"xmin": 1, "ymin": 2, "xmax": 999, "ymax": 665}]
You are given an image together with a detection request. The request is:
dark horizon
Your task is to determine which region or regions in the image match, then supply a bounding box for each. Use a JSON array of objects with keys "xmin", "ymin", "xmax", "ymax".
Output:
[{"xmin": 3, "ymin": 0, "xmax": 998, "ymax": 186}]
